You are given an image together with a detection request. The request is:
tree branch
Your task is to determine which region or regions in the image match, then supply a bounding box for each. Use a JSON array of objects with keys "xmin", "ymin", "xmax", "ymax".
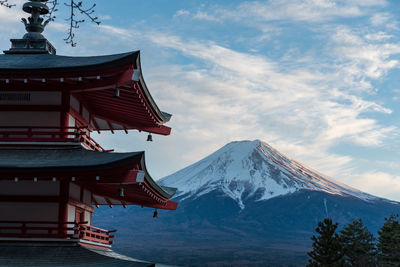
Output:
[
  {"xmin": 64, "ymin": 0, "xmax": 100, "ymax": 47},
  {"xmin": 0, "ymin": 0, "xmax": 15, "ymax": 8}
]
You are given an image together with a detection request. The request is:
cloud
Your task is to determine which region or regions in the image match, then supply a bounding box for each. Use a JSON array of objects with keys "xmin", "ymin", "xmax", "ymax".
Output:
[
  {"xmin": 209, "ymin": 0, "xmax": 387, "ymax": 24},
  {"xmin": 98, "ymin": 24, "xmax": 135, "ymax": 38},
  {"xmin": 173, "ymin": 9, "xmax": 190, "ymax": 18},
  {"xmin": 147, "ymin": 32, "xmax": 396, "ymax": 146},
  {"xmin": 365, "ymin": 32, "xmax": 393, "ymax": 41},
  {"xmin": 193, "ymin": 11, "xmax": 220, "ymax": 22},
  {"xmin": 370, "ymin": 12, "xmax": 398, "ymax": 29},
  {"xmin": 344, "ymin": 172, "xmax": 400, "ymax": 201}
]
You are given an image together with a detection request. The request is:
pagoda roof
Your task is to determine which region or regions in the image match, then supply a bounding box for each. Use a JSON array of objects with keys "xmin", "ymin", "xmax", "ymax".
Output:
[
  {"xmin": 0, "ymin": 243, "xmax": 166, "ymax": 266},
  {"xmin": 0, "ymin": 146, "xmax": 143, "ymax": 170},
  {"xmin": 0, "ymin": 147, "xmax": 177, "ymax": 209},
  {"xmin": 0, "ymin": 51, "xmax": 172, "ymax": 134},
  {"xmin": 0, "ymin": 51, "xmax": 139, "ymax": 72}
]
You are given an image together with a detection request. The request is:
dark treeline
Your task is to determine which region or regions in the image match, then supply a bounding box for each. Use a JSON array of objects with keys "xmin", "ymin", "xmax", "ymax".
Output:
[{"xmin": 307, "ymin": 214, "xmax": 400, "ymax": 266}]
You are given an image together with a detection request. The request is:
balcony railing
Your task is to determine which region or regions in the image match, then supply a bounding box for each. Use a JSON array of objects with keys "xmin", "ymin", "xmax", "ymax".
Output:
[
  {"xmin": 0, "ymin": 221, "xmax": 116, "ymax": 246},
  {"xmin": 0, "ymin": 126, "xmax": 111, "ymax": 152},
  {"xmin": 78, "ymin": 224, "xmax": 116, "ymax": 245}
]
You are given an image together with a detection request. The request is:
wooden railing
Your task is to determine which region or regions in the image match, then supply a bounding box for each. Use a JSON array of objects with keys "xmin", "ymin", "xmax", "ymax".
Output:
[
  {"xmin": 0, "ymin": 221, "xmax": 116, "ymax": 245},
  {"xmin": 78, "ymin": 224, "xmax": 116, "ymax": 245},
  {"xmin": 0, "ymin": 220, "xmax": 84, "ymax": 239},
  {"xmin": 0, "ymin": 126, "xmax": 111, "ymax": 152}
]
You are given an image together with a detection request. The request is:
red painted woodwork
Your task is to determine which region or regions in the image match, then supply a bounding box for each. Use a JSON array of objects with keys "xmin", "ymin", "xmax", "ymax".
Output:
[
  {"xmin": 78, "ymin": 225, "xmax": 116, "ymax": 245},
  {"xmin": 0, "ymin": 48, "xmax": 177, "ymax": 248},
  {"xmin": 0, "ymin": 220, "xmax": 115, "ymax": 246},
  {"xmin": 0, "ymin": 221, "xmax": 84, "ymax": 238},
  {"xmin": 0, "ymin": 126, "xmax": 108, "ymax": 152},
  {"xmin": 75, "ymin": 208, "xmax": 84, "ymax": 225}
]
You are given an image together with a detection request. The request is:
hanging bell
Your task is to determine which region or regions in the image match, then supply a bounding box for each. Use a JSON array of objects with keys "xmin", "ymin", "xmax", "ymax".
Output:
[
  {"xmin": 113, "ymin": 87, "xmax": 120, "ymax": 98},
  {"xmin": 147, "ymin": 133, "xmax": 153, "ymax": 142},
  {"xmin": 153, "ymin": 209, "xmax": 158, "ymax": 218},
  {"xmin": 117, "ymin": 185, "xmax": 124, "ymax": 198}
]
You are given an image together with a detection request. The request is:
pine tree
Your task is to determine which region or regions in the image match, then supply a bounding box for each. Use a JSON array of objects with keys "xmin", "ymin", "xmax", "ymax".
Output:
[
  {"xmin": 307, "ymin": 218, "xmax": 344, "ymax": 267},
  {"xmin": 377, "ymin": 214, "xmax": 400, "ymax": 266},
  {"xmin": 339, "ymin": 219, "xmax": 376, "ymax": 267}
]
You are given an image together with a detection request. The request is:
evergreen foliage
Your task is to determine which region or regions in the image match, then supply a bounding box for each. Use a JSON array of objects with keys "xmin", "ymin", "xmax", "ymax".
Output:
[
  {"xmin": 339, "ymin": 219, "xmax": 376, "ymax": 267},
  {"xmin": 377, "ymin": 214, "xmax": 400, "ymax": 266},
  {"xmin": 307, "ymin": 218, "xmax": 344, "ymax": 267}
]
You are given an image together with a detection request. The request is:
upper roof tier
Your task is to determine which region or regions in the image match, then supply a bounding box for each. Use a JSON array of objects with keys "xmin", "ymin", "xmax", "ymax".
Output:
[
  {"xmin": 0, "ymin": 51, "xmax": 172, "ymax": 135},
  {"xmin": 0, "ymin": 51, "xmax": 138, "ymax": 71}
]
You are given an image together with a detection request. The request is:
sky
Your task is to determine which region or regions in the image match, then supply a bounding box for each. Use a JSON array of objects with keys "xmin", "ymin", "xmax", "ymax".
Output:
[{"xmin": 0, "ymin": 0, "xmax": 399, "ymax": 201}]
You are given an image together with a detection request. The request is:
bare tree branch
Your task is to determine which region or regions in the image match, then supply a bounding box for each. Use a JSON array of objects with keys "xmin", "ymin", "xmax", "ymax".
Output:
[
  {"xmin": 0, "ymin": 0, "xmax": 15, "ymax": 8},
  {"xmin": 44, "ymin": 0, "xmax": 59, "ymax": 23},
  {"xmin": 64, "ymin": 0, "xmax": 100, "ymax": 47}
]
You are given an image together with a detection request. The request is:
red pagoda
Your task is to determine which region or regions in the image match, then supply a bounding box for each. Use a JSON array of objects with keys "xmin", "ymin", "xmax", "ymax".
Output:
[{"xmin": 0, "ymin": 1, "xmax": 177, "ymax": 265}]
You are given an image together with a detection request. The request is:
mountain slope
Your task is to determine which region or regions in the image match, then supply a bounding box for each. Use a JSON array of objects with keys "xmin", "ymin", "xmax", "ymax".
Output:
[
  {"xmin": 94, "ymin": 140, "xmax": 400, "ymax": 266},
  {"xmin": 160, "ymin": 140, "xmax": 379, "ymax": 209}
]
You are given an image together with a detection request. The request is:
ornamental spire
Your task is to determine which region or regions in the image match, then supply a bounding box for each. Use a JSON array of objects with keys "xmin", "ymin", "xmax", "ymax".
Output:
[
  {"xmin": 3, "ymin": 0, "xmax": 56, "ymax": 55},
  {"xmin": 21, "ymin": 0, "xmax": 50, "ymax": 39}
]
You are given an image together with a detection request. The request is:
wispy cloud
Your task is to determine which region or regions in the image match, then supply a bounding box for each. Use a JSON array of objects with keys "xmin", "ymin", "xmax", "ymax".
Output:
[
  {"xmin": 345, "ymin": 172, "xmax": 400, "ymax": 200},
  {"xmin": 370, "ymin": 12, "xmax": 398, "ymax": 29},
  {"xmin": 173, "ymin": 9, "xmax": 190, "ymax": 19},
  {"xmin": 143, "ymin": 31, "xmax": 398, "ymax": 180},
  {"xmin": 213, "ymin": 0, "xmax": 387, "ymax": 23}
]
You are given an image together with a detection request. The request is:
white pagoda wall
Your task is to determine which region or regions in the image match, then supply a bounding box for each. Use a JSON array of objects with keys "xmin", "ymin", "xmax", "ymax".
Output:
[
  {"xmin": 0, "ymin": 202, "xmax": 58, "ymax": 221},
  {"xmin": 0, "ymin": 181, "xmax": 60, "ymax": 223},
  {"xmin": 0, "ymin": 91, "xmax": 62, "ymax": 128},
  {"xmin": 0, "ymin": 181, "xmax": 60, "ymax": 196},
  {"xmin": 0, "ymin": 111, "xmax": 60, "ymax": 127}
]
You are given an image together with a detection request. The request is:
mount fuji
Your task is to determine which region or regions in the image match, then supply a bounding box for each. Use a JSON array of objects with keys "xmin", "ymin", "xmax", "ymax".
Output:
[
  {"xmin": 160, "ymin": 140, "xmax": 380, "ymax": 209},
  {"xmin": 94, "ymin": 140, "xmax": 400, "ymax": 266}
]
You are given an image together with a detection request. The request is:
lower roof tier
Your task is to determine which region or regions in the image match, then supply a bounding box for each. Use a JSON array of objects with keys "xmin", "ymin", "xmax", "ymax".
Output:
[
  {"xmin": 0, "ymin": 242, "xmax": 162, "ymax": 267},
  {"xmin": 0, "ymin": 146, "xmax": 177, "ymax": 210}
]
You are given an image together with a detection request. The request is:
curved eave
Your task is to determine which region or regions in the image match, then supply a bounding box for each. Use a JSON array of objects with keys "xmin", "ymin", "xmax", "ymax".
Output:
[
  {"xmin": 0, "ymin": 51, "xmax": 140, "ymax": 74},
  {"xmin": 134, "ymin": 53, "xmax": 171, "ymax": 124},
  {"xmin": 139, "ymin": 152, "xmax": 176, "ymax": 199}
]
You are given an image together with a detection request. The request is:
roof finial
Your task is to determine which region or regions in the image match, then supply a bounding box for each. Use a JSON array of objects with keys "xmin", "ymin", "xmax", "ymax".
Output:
[
  {"xmin": 21, "ymin": 0, "xmax": 50, "ymax": 40},
  {"xmin": 3, "ymin": 0, "xmax": 56, "ymax": 54}
]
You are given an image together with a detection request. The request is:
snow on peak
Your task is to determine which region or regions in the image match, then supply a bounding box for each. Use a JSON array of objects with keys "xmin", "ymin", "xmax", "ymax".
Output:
[{"xmin": 160, "ymin": 140, "xmax": 377, "ymax": 209}]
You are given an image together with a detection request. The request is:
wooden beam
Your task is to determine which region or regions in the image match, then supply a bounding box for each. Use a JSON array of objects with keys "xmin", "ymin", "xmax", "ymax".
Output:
[
  {"xmin": 0, "ymin": 195, "xmax": 59, "ymax": 202},
  {"xmin": 0, "ymin": 105, "xmax": 61, "ymax": 111}
]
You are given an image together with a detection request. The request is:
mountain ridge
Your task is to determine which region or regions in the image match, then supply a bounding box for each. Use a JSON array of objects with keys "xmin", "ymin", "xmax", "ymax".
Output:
[{"xmin": 160, "ymin": 140, "xmax": 390, "ymax": 209}]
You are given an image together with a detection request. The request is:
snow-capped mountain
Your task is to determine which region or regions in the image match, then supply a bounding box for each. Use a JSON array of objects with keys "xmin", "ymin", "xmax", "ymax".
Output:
[
  {"xmin": 160, "ymin": 140, "xmax": 377, "ymax": 209},
  {"xmin": 95, "ymin": 140, "xmax": 400, "ymax": 266}
]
